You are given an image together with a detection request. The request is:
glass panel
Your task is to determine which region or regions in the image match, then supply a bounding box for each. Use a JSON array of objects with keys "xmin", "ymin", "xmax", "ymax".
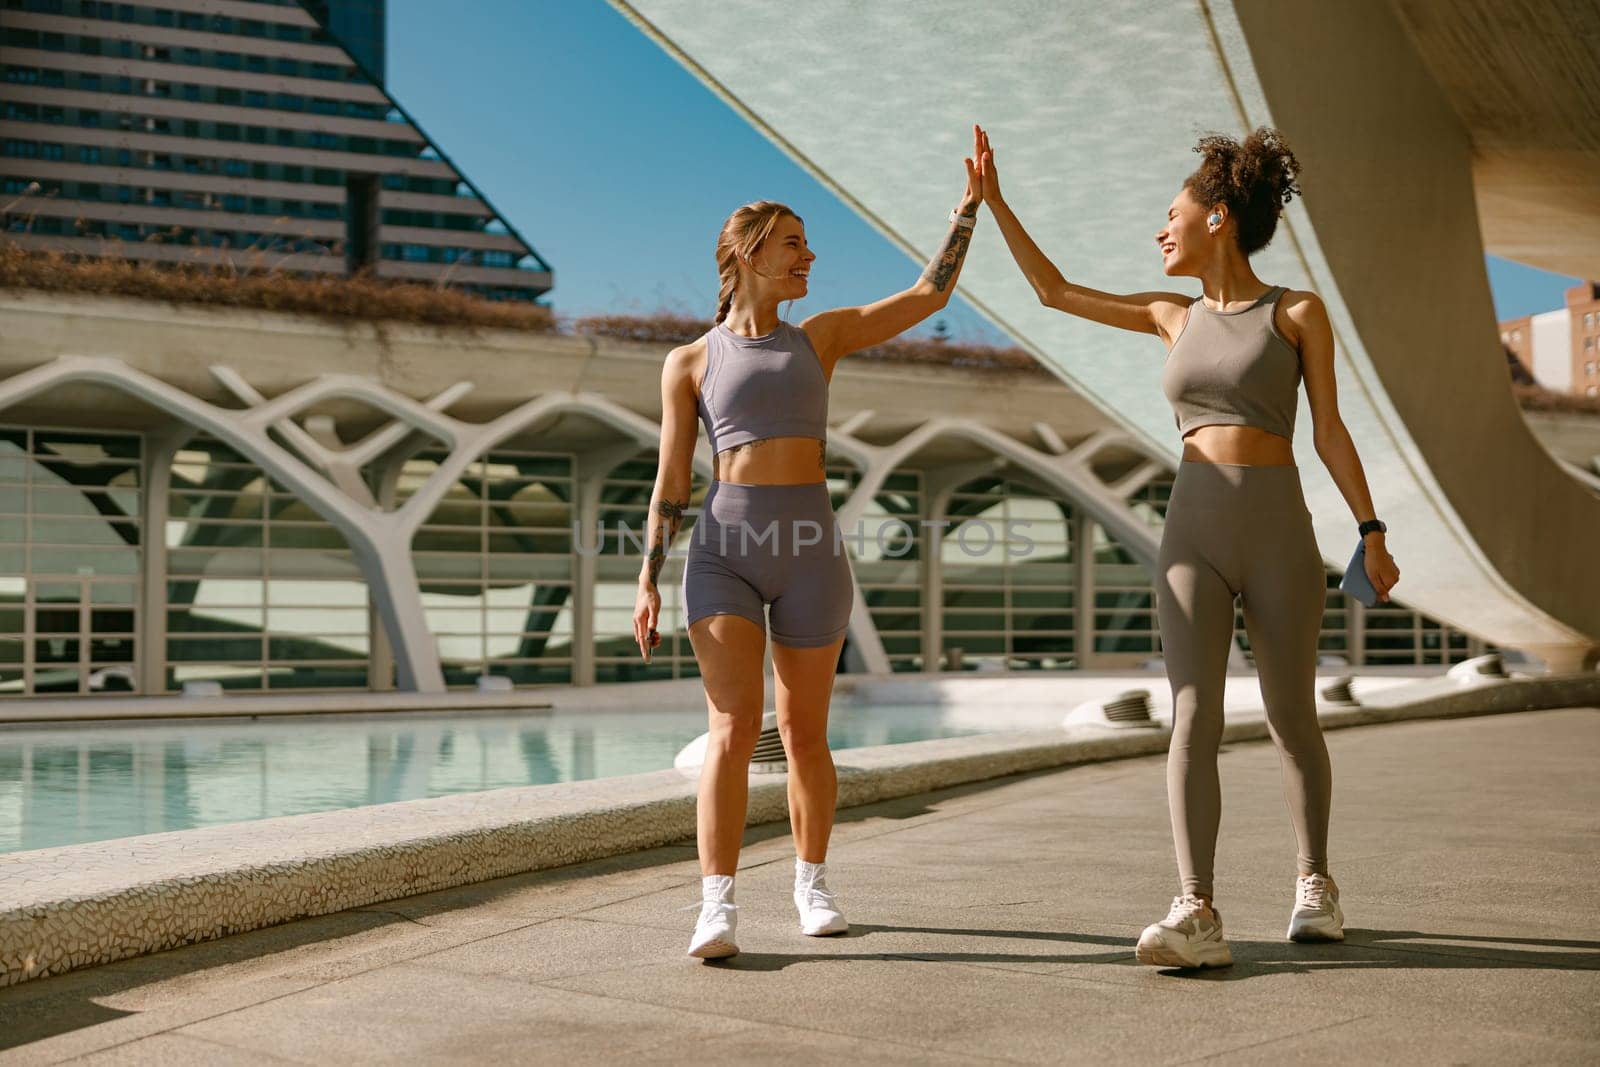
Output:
[
  {"xmin": 90, "ymin": 583, "xmax": 135, "ymax": 605},
  {"xmin": 42, "ymin": 549, "xmax": 139, "ymax": 576},
  {"xmin": 29, "ymin": 486, "xmax": 137, "ymax": 517},
  {"xmin": 34, "ymin": 604, "xmax": 81, "ymax": 633},
  {"xmin": 34, "ymin": 636, "xmax": 80, "ymax": 663},
  {"xmin": 267, "ymin": 637, "xmax": 367, "ymax": 660},
  {"xmin": 89, "ymin": 637, "xmax": 134, "ymax": 662},
  {"xmin": 170, "ymin": 491, "xmax": 267, "ymax": 520},
  {"xmin": 168, "ymin": 636, "xmax": 263, "ymax": 662},
  {"xmin": 170, "ymin": 520, "xmax": 264, "ymax": 548},
  {"xmin": 90, "ymin": 608, "xmax": 135, "ymax": 634},
  {"xmin": 168, "ymin": 606, "xmax": 265, "ymax": 631},
  {"xmin": 169, "ymin": 549, "xmax": 264, "ymax": 577}
]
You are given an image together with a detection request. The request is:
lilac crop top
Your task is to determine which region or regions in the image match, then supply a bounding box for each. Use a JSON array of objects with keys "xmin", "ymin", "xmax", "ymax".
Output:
[{"xmin": 697, "ymin": 321, "xmax": 829, "ymax": 455}]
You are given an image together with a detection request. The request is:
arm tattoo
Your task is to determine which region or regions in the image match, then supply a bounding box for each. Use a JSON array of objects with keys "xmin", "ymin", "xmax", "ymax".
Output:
[
  {"xmin": 645, "ymin": 497, "xmax": 687, "ymax": 589},
  {"xmin": 921, "ymin": 213, "xmax": 976, "ymax": 293}
]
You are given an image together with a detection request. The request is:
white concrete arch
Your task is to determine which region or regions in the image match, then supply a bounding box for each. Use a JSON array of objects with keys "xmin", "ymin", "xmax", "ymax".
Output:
[
  {"xmin": 0, "ymin": 356, "xmax": 715, "ymax": 692},
  {"xmin": 827, "ymin": 413, "xmax": 1173, "ymax": 673}
]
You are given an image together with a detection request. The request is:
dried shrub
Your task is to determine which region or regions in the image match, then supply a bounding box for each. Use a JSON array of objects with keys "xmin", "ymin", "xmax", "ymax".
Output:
[
  {"xmin": 1512, "ymin": 383, "xmax": 1600, "ymax": 417},
  {"xmin": 575, "ymin": 312, "xmax": 1049, "ymax": 376},
  {"xmin": 0, "ymin": 241, "xmax": 556, "ymax": 332},
  {"xmin": 572, "ymin": 312, "xmax": 709, "ymax": 346}
]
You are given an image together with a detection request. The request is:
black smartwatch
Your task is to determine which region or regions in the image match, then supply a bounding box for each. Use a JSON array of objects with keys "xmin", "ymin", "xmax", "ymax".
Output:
[{"xmin": 1358, "ymin": 519, "xmax": 1387, "ymax": 539}]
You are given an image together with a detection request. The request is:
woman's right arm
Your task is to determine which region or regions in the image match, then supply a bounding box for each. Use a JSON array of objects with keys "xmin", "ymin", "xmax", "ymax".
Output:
[
  {"xmin": 634, "ymin": 342, "xmax": 701, "ymax": 658},
  {"xmin": 976, "ymin": 126, "xmax": 1190, "ymax": 342}
]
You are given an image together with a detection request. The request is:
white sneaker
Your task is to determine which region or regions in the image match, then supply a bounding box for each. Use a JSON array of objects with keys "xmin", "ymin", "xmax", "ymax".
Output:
[
  {"xmin": 1135, "ymin": 894, "xmax": 1234, "ymax": 968},
  {"xmin": 793, "ymin": 865, "xmax": 848, "ymax": 937},
  {"xmin": 1288, "ymin": 873, "xmax": 1345, "ymax": 942},
  {"xmin": 687, "ymin": 876, "xmax": 739, "ymax": 959}
]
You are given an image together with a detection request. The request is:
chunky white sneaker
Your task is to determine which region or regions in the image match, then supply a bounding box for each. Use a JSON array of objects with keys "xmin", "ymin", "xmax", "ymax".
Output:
[
  {"xmin": 1135, "ymin": 894, "xmax": 1234, "ymax": 968},
  {"xmin": 793, "ymin": 866, "xmax": 848, "ymax": 937},
  {"xmin": 1288, "ymin": 873, "xmax": 1345, "ymax": 942},
  {"xmin": 687, "ymin": 876, "xmax": 739, "ymax": 959}
]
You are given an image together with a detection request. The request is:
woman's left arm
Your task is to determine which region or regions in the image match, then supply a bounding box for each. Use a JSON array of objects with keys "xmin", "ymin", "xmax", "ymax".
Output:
[
  {"xmin": 1289, "ymin": 290, "xmax": 1402, "ymax": 602},
  {"xmin": 801, "ymin": 158, "xmax": 981, "ymax": 368}
]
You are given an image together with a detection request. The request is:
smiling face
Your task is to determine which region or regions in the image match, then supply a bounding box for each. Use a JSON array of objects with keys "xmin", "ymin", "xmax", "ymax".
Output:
[
  {"xmin": 1155, "ymin": 187, "xmax": 1216, "ymax": 277},
  {"xmin": 744, "ymin": 213, "xmax": 815, "ymax": 301}
]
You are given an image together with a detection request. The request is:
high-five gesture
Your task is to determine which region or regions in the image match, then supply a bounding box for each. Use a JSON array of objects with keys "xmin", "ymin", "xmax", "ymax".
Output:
[{"xmin": 974, "ymin": 125, "xmax": 1004, "ymax": 206}]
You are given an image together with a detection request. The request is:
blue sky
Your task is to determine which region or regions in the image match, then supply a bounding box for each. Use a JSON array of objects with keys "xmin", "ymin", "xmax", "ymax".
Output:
[{"xmin": 387, "ymin": 0, "xmax": 1579, "ymax": 338}]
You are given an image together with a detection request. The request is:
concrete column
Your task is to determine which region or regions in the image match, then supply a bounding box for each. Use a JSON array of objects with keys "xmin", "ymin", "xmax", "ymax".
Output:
[
  {"xmin": 1075, "ymin": 514, "xmax": 1096, "ymax": 670},
  {"xmin": 573, "ymin": 443, "xmax": 647, "ymax": 687},
  {"xmin": 138, "ymin": 426, "xmax": 191, "ymax": 695},
  {"xmin": 366, "ymin": 448, "xmax": 421, "ymax": 692},
  {"xmin": 919, "ymin": 491, "xmax": 948, "ymax": 674},
  {"xmin": 1348, "ymin": 597, "xmax": 1367, "ymax": 667},
  {"xmin": 919, "ymin": 460, "xmax": 1004, "ymax": 674},
  {"xmin": 356, "ymin": 540, "xmax": 445, "ymax": 693}
]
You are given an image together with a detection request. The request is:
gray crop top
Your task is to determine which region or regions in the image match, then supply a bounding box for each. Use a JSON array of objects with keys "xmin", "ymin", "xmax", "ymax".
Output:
[
  {"xmin": 1161, "ymin": 285, "xmax": 1300, "ymax": 440},
  {"xmin": 697, "ymin": 321, "xmax": 829, "ymax": 456}
]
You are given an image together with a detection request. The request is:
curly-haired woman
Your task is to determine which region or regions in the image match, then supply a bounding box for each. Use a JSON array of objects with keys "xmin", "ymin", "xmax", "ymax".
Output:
[{"xmin": 974, "ymin": 124, "xmax": 1400, "ymax": 968}]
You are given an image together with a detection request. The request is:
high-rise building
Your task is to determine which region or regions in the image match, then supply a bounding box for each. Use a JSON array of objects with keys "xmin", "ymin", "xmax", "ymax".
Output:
[
  {"xmin": 0, "ymin": 0, "xmax": 550, "ymax": 302},
  {"xmin": 1499, "ymin": 282, "xmax": 1600, "ymax": 398}
]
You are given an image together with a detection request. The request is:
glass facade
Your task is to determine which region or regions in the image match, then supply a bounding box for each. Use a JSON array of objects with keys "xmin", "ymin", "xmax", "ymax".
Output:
[
  {"xmin": 0, "ymin": 421, "xmax": 1494, "ymax": 696},
  {"xmin": 166, "ymin": 436, "xmax": 367, "ymax": 691},
  {"xmin": 405, "ymin": 446, "xmax": 576, "ymax": 688},
  {"xmin": 0, "ymin": 427, "xmax": 141, "ymax": 695},
  {"xmin": 0, "ymin": 0, "xmax": 551, "ymax": 301}
]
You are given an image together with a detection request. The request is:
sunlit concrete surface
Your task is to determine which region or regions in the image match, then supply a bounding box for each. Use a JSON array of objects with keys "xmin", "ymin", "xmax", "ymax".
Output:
[
  {"xmin": 1, "ymin": 707, "xmax": 1594, "ymax": 1062},
  {"xmin": 614, "ymin": 0, "xmax": 1600, "ymax": 668},
  {"xmin": 5, "ymin": 670, "xmax": 1595, "ymax": 990}
]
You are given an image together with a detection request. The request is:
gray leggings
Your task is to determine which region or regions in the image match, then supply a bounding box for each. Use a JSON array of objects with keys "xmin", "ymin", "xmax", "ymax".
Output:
[
  {"xmin": 682, "ymin": 481, "xmax": 852, "ymax": 648},
  {"xmin": 1156, "ymin": 461, "xmax": 1331, "ymax": 899}
]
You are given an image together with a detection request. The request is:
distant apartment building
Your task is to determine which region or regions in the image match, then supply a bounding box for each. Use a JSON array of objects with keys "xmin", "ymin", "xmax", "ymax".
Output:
[
  {"xmin": 0, "ymin": 0, "xmax": 551, "ymax": 302},
  {"xmin": 1499, "ymin": 283, "xmax": 1600, "ymax": 398}
]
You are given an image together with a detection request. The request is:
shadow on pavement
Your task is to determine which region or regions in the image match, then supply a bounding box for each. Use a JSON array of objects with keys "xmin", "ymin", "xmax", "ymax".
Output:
[{"xmin": 701, "ymin": 923, "xmax": 1600, "ymax": 976}]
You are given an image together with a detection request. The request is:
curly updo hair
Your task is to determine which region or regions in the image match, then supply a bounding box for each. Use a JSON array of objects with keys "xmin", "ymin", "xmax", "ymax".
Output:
[{"xmin": 1184, "ymin": 127, "xmax": 1301, "ymax": 256}]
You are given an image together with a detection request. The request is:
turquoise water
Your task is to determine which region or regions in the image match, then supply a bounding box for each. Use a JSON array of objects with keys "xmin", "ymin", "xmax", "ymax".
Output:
[{"xmin": 0, "ymin": 703, "xmax": 996, "ymax": 855}]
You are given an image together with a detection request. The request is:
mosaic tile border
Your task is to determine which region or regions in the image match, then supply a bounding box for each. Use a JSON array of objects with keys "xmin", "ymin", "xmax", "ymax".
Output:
[{"xmin": 3, "ymin": 674, "xmax": 1596, "ymax": 987}]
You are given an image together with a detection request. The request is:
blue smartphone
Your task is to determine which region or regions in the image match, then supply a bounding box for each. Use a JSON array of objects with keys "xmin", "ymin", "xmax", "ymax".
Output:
[{"xmin": 1339, "ymin": 541, "xmax": 1381, "ymax": 607}]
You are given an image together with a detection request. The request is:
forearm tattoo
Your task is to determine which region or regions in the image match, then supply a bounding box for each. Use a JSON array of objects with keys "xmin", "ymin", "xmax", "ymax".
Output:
[
  {"xmin": 921, "ymin": 209, "xmax": 977, "ymax": 293},
  {"xmin": 645, "ymin": 497, "xmax": 687, "ymax": 589}
]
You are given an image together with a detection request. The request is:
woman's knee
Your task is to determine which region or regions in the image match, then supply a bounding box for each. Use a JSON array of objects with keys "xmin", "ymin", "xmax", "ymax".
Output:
[
  {"xmin": 777, "ymin": 714, "xmax": 830, "ymax": 763},
  {"xmin": 706, "ymin": 710, "xmax": 763, "ymax": 758}
]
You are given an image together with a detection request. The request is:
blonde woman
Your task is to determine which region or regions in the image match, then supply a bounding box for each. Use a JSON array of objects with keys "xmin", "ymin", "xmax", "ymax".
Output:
[{"xmin": 636, "ymin": 150, "xmax": 982, "ymax": 960}]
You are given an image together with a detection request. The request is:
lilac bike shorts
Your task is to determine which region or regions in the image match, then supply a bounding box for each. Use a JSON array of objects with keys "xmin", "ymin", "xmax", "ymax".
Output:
[{"xmin": 682, "ymin": 481, "xmax": 852, "ymax": 648}]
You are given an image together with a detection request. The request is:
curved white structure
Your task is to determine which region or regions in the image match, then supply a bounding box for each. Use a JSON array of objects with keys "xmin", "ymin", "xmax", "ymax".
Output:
[{"xmin": 615, "ymin": 0, "xmax": 1600, "ymax": 670}]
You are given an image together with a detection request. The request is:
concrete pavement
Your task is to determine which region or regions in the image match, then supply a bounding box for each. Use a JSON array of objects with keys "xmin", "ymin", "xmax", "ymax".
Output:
[{"xmin": 1, "ymin": 707, "xmax": 1596, "ymax": 1064}]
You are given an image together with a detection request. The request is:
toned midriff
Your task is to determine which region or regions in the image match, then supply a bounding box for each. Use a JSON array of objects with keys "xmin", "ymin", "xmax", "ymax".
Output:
[
  {"xmin": 712, "ymin": 436, "xmax": 830, "ymax": 485},
  {"xmin": 1180, "ymin": 424, "xmax": 1296, "ymax": 466}
]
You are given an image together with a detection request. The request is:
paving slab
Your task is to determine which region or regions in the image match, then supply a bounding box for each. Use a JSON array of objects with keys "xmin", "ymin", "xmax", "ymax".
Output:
[{"xmin": 1, "ymin": 707, "xmax": 1595, "ymax": 1065}]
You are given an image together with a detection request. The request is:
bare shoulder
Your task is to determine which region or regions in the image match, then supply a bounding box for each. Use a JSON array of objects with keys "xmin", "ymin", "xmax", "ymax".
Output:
[
  {"xmin": 1146, "ymin": 291, "xmax": 1196, "ymax": 345},
  {"xmin": 1276, "ymin": 289, "xmax": 1328, "ymax": 348},
  {"xmin": 662, "ymin": 336, "xmax": 708, "ymax": 385}
]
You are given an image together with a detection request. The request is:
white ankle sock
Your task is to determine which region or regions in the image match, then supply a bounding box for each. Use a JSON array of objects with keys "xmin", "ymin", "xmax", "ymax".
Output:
[
  {"xmin": 703, "ymin": 874, "xmax": 735, "ymax": 903},
  {"xmin": 795, "ymin": 859, "xmax": 825, "ymax": 887}
]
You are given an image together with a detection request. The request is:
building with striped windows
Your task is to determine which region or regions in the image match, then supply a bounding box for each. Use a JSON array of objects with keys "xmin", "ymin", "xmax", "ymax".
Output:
[{"xmin": 1, "ymin": 0, "xmax": 550, "ymax": 302}]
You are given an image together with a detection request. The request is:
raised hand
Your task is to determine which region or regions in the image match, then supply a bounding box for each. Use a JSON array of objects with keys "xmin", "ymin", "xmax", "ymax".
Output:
[{"xmin": 974, "ymin": 124, "xmax": 1004, "ymax": 205}]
